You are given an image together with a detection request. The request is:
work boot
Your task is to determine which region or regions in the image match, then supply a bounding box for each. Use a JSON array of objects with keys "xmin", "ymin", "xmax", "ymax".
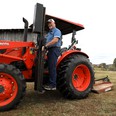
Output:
[
  {"xmin": 37, "ymin": 89, "xmax": 45, "ymax": 94},
  {"xmin": 44, "ymin": 85, "xmax": 56, "ymax": 91}
]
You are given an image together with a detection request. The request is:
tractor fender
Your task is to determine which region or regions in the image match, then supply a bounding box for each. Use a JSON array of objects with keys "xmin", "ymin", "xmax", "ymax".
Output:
[{"xmin": 57, "ymin": 50, "xmax": 89, "ymax": 67}]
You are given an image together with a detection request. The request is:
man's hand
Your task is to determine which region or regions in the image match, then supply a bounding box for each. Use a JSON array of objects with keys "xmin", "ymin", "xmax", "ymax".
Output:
[
  {"xmin": 42, "ymin": 46, "xmax": 48, "ymax": 51},
  {"xmin": 42, "ymin": 46, "xmax": 45, "ymax": 51}
]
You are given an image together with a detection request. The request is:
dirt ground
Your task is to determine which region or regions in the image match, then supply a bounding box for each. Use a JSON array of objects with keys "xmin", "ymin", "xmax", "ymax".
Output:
[{"xmin": 0, "ymin": 69, "xmax": 116, "ymax": 116}]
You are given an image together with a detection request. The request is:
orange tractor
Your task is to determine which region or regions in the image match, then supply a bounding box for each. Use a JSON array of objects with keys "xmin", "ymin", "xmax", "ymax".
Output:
[{"xmin": 0, "ymin": 3, "xmax": 94, "ymax": 111}]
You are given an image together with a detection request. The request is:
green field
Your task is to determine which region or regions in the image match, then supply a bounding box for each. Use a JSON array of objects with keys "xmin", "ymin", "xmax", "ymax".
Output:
[{"xmin": 0, "ymin": 69, "xmax": 116, "ymax": 116}]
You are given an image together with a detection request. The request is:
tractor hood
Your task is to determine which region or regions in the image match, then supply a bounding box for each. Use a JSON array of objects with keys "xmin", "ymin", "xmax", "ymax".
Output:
[{"xmin": 45, "ymin": 15, "xmax": 84, "ymax": 35}]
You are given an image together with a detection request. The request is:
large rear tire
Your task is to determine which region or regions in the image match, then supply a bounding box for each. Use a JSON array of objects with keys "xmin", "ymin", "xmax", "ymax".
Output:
[
  {"xmin": 0, "ymin": 64, "xmax": 26, "ymax": 111},
  {"xmin": 57, "ymin": 54, "xmax": 94, "ymax": 99}
]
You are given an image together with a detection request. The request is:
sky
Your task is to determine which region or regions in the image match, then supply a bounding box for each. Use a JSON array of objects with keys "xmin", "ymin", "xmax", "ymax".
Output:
[{"xmin": 0, "ymin": 0, "xmax": 116, "ymax": 64}]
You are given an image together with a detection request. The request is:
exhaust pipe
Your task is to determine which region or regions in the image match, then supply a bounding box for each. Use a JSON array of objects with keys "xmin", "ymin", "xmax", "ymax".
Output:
[
  {"xmin": 22, "ymin": 18, "xmax": 28, "ymax": 55},
  {"xmin": 23, "ymin": 17, "xmax": 28, "ymax": 42}
]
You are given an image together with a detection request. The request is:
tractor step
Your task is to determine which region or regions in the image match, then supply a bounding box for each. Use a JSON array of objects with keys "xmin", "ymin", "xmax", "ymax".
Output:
[{"xmin": 92, "ymin": 76, "xmax": 114, "ymax": 93}]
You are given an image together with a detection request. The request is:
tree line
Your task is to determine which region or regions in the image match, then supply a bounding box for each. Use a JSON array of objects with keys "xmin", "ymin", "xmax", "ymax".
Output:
[{"xmin": 93, "ymin": 58, "xmax": 116, "ymax": 71}]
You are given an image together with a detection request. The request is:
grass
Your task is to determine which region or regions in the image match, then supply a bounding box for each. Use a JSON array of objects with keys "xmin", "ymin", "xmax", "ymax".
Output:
[{"xmin": 0, "ymin": 68, "xmax": 116, "ymax": 116}]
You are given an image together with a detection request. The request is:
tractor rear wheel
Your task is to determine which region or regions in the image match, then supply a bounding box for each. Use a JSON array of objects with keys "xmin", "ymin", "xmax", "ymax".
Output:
[
  {"xmin": 0, "ymin": 64, "xmax": 26, "ymax": 111},
  {"xmin": 57, "ymin": 54, "xmax": 94, "ymax": 99}
]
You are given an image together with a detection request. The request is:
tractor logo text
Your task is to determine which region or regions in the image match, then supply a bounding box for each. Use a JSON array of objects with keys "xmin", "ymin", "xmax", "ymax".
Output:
[{"xmin": 0, "ymin": 42, "xmax": 9, "ymax": 46}]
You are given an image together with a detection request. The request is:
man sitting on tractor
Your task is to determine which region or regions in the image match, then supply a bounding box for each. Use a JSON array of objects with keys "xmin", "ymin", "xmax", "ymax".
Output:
[{"xmin": 43, "ymin": 19, "xmax": 62, "ymax": 90}]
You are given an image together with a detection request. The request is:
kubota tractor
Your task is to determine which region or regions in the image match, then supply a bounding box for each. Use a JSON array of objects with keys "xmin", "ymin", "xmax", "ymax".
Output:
[{"xmin": 0, "ymin": 3, "xmax": 94, "ymax": 111}]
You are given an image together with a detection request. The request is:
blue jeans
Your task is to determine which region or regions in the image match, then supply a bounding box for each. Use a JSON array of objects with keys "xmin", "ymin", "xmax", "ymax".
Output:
[{"xmin": 47, "ymin": 47, "xmax": 60, "ymax": 87}]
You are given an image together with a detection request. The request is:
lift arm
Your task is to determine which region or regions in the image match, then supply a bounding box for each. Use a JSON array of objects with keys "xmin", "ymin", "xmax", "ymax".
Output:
[{"xmin": 33, "ymin": 3, "xmax": 46, "ymax": 92}]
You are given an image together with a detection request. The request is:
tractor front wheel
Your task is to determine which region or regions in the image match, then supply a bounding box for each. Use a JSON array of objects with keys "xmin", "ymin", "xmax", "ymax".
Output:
[
  {"xmin": 0, "ymin": 64, "xmax": 26, "ymax": 111},
  {"xmin": 57, "ymin": 54, "xmax": 94, "ymax": 99}
]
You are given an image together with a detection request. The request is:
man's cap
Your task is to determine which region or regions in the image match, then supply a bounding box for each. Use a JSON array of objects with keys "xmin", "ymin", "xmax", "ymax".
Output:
[{"xmin": 47, "ymin": 19, "xmax": 55, "ymax": 23}]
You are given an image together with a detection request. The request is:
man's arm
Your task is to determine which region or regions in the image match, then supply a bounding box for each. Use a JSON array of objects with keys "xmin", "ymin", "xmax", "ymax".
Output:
[
  {"xmin": 44, "ymin": 28, "xmax": 61, "ymax": 49},
  {"xmin": 45, "ymin": 37, "xmax": 59, "ymax": 47}
]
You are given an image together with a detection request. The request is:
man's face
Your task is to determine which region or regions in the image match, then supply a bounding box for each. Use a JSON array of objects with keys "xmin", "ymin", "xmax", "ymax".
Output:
[{"xmin": 48, "ymin": 22, "xmax": 55, "ymax": 30}]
